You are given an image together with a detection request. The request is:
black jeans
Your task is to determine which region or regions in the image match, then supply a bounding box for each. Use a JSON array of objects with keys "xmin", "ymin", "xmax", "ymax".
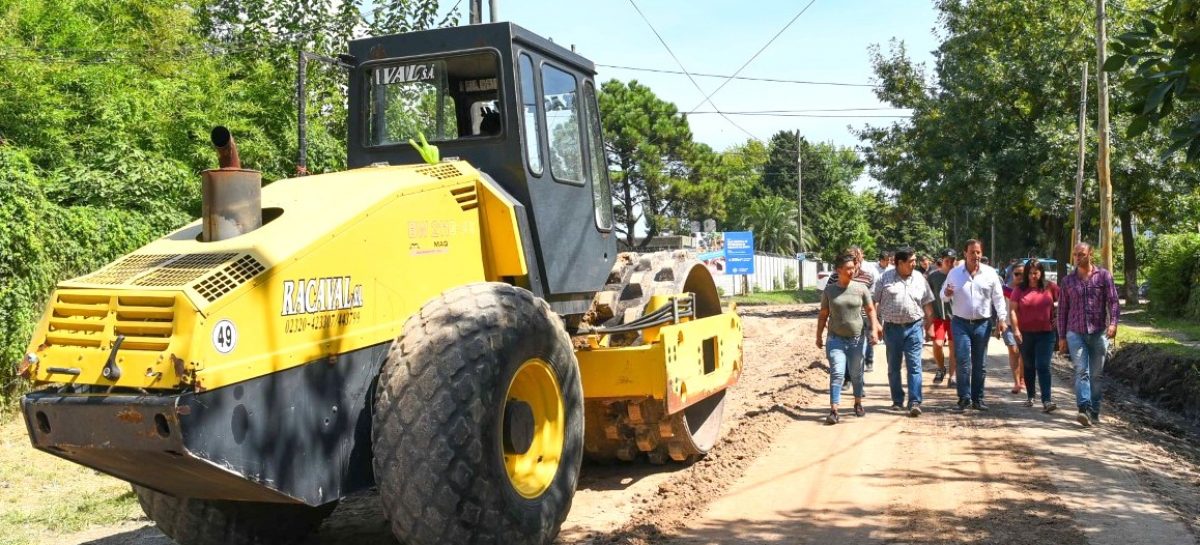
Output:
[{"xmin": 1019, "ymin": 331, "xmax": 1056, "ymax": 403}]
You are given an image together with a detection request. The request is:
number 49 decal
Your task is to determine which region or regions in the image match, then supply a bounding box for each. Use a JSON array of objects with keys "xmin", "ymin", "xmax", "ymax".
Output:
[{"xmin": 212, "ymin": 319, "xmax": 238, "ymax": 354}]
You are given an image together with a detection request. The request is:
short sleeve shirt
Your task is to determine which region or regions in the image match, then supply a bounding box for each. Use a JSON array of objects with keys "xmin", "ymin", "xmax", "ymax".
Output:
[
  {"xmin": 927, "ymin": 270, "xmax": 950, "ymax": 320},
  {"xmin": 1011, "ymin": 283, "xmax": 1059, "ymax": 333},
  {"xmin": 821, "ymin": 281, "xmax": 872, "ymax": 338},
  {"xmin": 873, "ymin": 269, "xmax": 935, "ymax": 324}
]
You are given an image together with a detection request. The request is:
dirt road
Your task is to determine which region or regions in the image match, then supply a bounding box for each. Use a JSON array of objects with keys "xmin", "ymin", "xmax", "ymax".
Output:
[{"xmin": 53, "ymin": 304, "xmax": 1200, "ymax": 545}]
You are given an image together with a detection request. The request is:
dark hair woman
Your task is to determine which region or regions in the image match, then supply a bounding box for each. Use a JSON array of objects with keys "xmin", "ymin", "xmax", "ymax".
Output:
[
  {"xmin": 816, "ymin": 254, "xmax": 882, "ymax": 424},
  {"xmin": 1008, "ymin": 258, "xmax": 1060, "ymax": 412}
]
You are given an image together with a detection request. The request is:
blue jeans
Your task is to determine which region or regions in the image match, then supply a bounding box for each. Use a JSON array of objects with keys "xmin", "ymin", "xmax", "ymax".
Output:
[
  {"xmin": 1020, "ymin": 331, "xmax": 1056, "ymax": 403},
  {"xmin": 1067, "ymin": 331, "xmax": 1108, "ymax": 413},
  {"xmin": 884, "ymin": 321, "xmax": 924, "ymax": 407},
  {"xmin": 952, "ymin": 317, "xmax": 993, "ymax": 403},
  {"xmin": 828, "ymin": 334, "xmax": 865, "ymax": 405}
]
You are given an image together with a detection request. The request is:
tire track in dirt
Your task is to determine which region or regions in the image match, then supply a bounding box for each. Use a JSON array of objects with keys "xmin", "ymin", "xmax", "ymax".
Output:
[{"xmin": 568, "ymin": 304, "xmax": 830, "ymax": 544}]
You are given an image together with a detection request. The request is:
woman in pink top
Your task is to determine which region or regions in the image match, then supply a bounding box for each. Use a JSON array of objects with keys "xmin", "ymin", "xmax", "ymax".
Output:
[{"xmin": 1008, "ymin": 259, "xmax": 1060, "ymax": 412}]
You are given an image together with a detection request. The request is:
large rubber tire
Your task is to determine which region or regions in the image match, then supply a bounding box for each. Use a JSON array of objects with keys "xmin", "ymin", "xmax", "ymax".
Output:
[
  {"xmin": 132, "ymin": 485, "xmax": 336, "ymax": 545},
  {"xmin": 372, "ymin": 282, "xmax": 584, "ymax": 545}
]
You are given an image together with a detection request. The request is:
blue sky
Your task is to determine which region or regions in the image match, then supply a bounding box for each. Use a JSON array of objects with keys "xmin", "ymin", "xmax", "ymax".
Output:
[{"xmin": 445, "ymin": 0, "xmax": 941, "ymax": 156}]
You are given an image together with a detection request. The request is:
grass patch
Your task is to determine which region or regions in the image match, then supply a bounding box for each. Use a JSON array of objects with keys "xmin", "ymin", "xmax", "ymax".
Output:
[
  {"xmin": 1116, "ymin": 326, "xmax": 1200, "ymax": 358},
  {"xmin": 1123, "ymin": 311, "xmax": 1200, "ymax": 343},
  {"xmin": 729, "ymin": 289, "xmax": 821, "ymax": 305},
  {"xmin": 0, "ymin": 413, "xmax": 142, "ymax": 545}
]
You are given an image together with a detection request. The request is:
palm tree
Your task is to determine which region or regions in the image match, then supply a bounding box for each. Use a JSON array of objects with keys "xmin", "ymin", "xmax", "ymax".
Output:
[{"xmin": 743, "ymin": 195, "xmax": 802, "ymax": 255}]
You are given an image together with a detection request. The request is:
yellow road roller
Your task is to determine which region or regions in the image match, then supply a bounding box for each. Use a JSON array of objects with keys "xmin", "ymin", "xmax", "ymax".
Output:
[{"xmin": 18, "ymin": 21, "xmax": 742, "ymax": 545}]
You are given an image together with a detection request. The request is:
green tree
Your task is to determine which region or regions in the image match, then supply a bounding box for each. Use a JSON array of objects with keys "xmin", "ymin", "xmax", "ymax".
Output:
[
  {"xmin": 858, "ymin": 0, "xmax": 1187, "ymax": 287},
  {"xmin": 0, "ymin": 0, "xmax": 450, "ymax": 399},
  {"xmin": 742, "ymin": 195, "xmax": 800, "ymax": 255},
  {"xmin": 1107, "ymin": 2, "xmax": 1200, "ymax": 160},
  {"xmin": 599, "ymin": 79, "xmax": 698, "ymax": 247},
  {"xmin": 754, "ymin": 131, "xmax": 866, "ymax": 257}
]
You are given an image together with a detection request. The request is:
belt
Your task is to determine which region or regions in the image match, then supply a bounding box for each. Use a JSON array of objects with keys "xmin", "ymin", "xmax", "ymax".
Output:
[
  {"xmin": 885, "ymin": 319, "xmax": 921, "ymax": 327},
  {"xmin": 953, "ymin": 316, "xmax": 990, "ymax": 324}
]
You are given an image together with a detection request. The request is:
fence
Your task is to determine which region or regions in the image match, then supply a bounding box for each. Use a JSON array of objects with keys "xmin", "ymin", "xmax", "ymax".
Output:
[{"xmin": 711, "ymin": 253, "xmax": 829, "ymax": 295}]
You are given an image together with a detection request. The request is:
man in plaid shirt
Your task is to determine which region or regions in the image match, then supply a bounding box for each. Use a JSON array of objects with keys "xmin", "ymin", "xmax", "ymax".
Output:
[{"xmin": 1058, "ymin": 242, "xmax": 1120, "ymax": 427}]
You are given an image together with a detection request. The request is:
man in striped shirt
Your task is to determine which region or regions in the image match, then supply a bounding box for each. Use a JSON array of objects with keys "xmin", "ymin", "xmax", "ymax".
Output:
[{"xmin": 1058, "ymin": 242, "xmax": 1120, "ymax": 427}]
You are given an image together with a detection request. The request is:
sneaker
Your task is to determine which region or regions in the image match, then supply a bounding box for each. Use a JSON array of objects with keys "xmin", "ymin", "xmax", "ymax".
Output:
[
  {"xmin": 1077, "ymin": 410, "xmax": 1092, "ymax": 427},
  {"xmin": 956, "ymin": 397, "xmax": 970, "ymax": 410},
  {"xmin": 971, "ymin": 402, "xmax": 989, "ymax": 411},
  {"xmin": 933, "ymin": 368, "xmax": 946, "ymax": 384},
  {"xmin": 889, "ymin": 404, "xmax": 905, "ymax": 412},
  {"xmin": 1023, "ymin": 398, "xmax": 1034, "ymax": 408},
  {"xmin": 1089, "ymin": 411, "xmax": 1100, "ymax": 424},
  {"xmin": 1043, "ymin": 402, "xmax": 1058, "ymax": 413},
  {"xmin": 947, "ymin": 378, "xmax": 957, "ymax": 388},
  {"xmin": 865, "ymin": 363, "xmax": 874, "ymax": 373},
  {"xmin": 909, "ymin": 405, "xmax": 922, "ymax": 417},
  {"xmin": 854, "ymin": 402, "xmax": 865, "ymax": 417},
  {"xmin": 826, "ymin": 410, "xmax": 840, "ymax": 425}
]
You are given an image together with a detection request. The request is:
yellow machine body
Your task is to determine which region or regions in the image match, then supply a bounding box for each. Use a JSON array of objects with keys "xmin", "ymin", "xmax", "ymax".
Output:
[
  {"xmin": 24, "ymin": 160, "xmax": 739, "ymax": 417},
  {"xmin": 24, "ymin": 161, "xmax": 527, "ymax": 392}
]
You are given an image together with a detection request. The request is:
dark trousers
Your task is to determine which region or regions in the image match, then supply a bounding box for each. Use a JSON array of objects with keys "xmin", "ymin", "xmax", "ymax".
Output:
[{"xmin": 1020, "ymin": 331, "xmax": 1056, "ymax": 403}]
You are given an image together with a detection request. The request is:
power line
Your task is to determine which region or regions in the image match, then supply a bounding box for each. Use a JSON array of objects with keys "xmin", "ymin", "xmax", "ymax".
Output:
[
  {"xmin": 597, "ymin": 63, "xmax": 889, "ymax": 89},
  {"xmin": 626, "ymin": 0, "xmax": 760, "ymax": 142},
  {"xmin": 690, "ymin": 0, "xmax": 819, "ymax": 112},
  {"xmin": 688, "ymin": 111, "xmax": 911, "ymax": 118},
  {"xmin": 688, "ymin": 107, "xmax": 910, "ymax": 113}
]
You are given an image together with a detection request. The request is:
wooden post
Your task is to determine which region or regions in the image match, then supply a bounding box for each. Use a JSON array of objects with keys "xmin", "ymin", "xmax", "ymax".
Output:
[
  {"xmin": 1074, "ymin": 62, "xmax": 1088, "ymax": 247},
  {"xmin": 1097, "ymin": 0, "xmax": 1114, "ymax": 269}
]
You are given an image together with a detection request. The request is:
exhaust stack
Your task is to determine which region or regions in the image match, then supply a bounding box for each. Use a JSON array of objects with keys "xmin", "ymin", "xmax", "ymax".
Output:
[{"xmin": 201, "ymin": 127, "xmax": 262, "ymax": 242}]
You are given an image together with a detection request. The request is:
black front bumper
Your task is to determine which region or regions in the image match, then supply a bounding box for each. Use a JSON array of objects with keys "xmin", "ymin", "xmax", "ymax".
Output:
[{"xmin": 22, "ymin": 342, "xmax": 388, "ymax": 506}]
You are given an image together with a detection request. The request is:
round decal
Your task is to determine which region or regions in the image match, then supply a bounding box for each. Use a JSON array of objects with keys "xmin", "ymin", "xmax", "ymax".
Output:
[{"xmin": 212, "ymin": 319, "xmax": 238, "ymax": 354}]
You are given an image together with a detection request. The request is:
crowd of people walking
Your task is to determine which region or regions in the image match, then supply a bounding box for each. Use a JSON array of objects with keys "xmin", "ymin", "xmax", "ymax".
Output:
[{"xmin": 816, "ymin": 240, "xmax": 1120, "ymax": 426}]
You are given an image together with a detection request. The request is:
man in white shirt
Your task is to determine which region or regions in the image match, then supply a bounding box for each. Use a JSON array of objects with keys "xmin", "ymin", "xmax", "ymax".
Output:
[{"xmin": 940, "ymin": 239, "xmax": 1008, "ymax": 411}]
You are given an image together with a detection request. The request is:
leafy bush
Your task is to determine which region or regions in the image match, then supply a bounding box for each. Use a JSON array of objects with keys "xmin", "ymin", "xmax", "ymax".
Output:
[
  {"xmin": 1146, "ymin": 233, "xmax": 1200, "ymax": 317},
  {"xmin": 783, "ymin": 266, "xmax": 798, "ymax": 290},
  {"xmin": 0, "ymin": 146, "xmax": 190, "ymax": 400}
]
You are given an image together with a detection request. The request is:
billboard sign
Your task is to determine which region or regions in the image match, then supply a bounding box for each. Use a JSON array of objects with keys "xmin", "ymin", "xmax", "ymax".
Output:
[{"xmin": 692, "ymin": 231, "xmax": 755, "ymax": 275}]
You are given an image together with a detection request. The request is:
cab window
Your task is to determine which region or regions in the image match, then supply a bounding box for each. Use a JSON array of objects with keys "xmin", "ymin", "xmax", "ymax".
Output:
[
  {"xmin": 518, "ymin": 53, "xmax": 543, "ymax": 175},
  {"xmin": 583, "ymin": 82, "xmax": 613, "ymax": 230},
  {"xmin": 367, "ymin": 51, "xmax": 501, "ymax": 146},
  {"xmin": 540, "ymin": 63, "xmax": 583, "ymax": 184}
]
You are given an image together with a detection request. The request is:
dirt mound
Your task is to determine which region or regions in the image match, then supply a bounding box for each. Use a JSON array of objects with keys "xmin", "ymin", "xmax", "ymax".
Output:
[{"xmin": 1107, "ymin": 343, "xmax": 1200, "ymax": 423}]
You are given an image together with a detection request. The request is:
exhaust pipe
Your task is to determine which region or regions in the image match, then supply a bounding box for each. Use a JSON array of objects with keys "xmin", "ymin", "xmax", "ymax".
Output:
[{"xmin": 201, "ymin": 127, "xmax": 262, "ymax": 242}]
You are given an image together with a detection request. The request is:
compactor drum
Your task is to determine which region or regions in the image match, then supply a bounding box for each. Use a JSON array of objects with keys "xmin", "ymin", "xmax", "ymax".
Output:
[{"xmin": 17, "ymin": 22, "xmax": 741, "ymax": 545}]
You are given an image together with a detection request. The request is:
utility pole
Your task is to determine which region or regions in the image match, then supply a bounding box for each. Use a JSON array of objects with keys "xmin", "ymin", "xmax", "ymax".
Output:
[
  {"xmin": 1074, "ymin": 62, "xmax": 1088, "ymax": 248},
  {"xmin": 796, "ymin": 130, "xmax": 805, "ymax": 289},
  {"xmin": 469, "ymin": 0, "xmax": 481, "ymax": 24},
  {"xmin": 1096, "ymin": 0, "xmax": 1114, "ymax": 269},
  {"xmin": 796, "ymin": 131, "xmax": 804, "ymax": 254},
  {"xmin": 470, "ymin": 0, "xmax": 497, "ymax": 24}
]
